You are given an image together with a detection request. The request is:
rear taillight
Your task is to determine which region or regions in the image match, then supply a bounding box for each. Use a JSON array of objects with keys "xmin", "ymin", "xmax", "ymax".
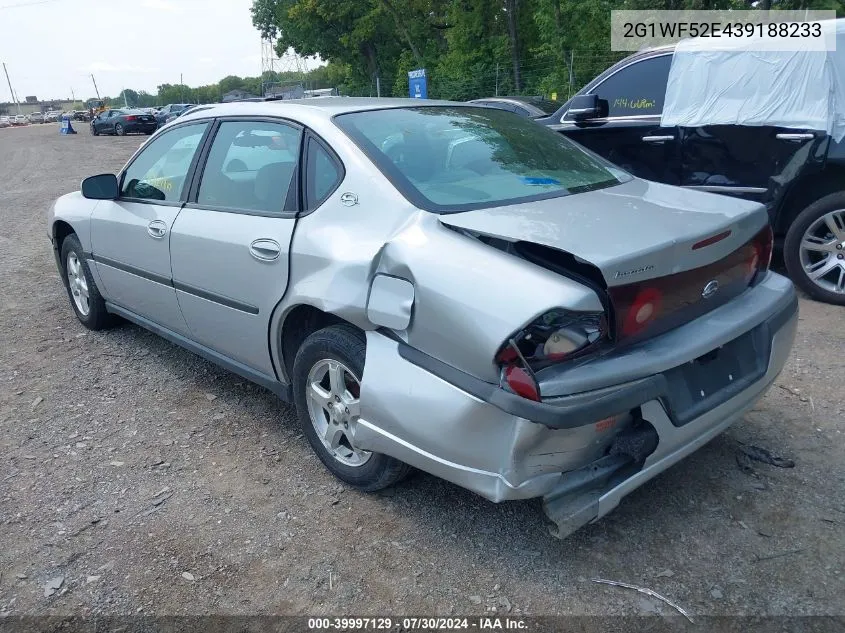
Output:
[
  {"xmin": 124, "ymin": 115, "xmax": 137, "ymax": 121},
  {"xmin": 504, "ymin": 366, "xmax": 540, "ymax": 401},
  {"xmin": 751, "ymin": 224, "xmax": 773, "ymax": 282},
  {"xmin": 620, "ymin": 286, "xmax": 663, "ymax": 337},
  {"xmin": 495, "ymin": 309, "xmax": 607, "ymax": 400}
]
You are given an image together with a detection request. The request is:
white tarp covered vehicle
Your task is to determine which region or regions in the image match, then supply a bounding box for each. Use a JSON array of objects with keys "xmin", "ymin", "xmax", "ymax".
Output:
[{"xmin": 662, "ymin": 19, "xmax": 845, "ymax": 141}]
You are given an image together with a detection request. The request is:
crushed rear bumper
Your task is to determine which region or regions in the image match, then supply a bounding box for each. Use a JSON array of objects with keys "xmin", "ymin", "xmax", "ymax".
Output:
[{"xmin": 356, "ymin": 272, "xmax": 797, "ymax": 537}]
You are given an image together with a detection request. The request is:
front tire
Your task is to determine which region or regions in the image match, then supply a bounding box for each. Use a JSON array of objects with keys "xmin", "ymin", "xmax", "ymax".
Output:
[
  {"xmin": 90, "ymin": 124, "xmax": 98, "ymax": 136},
  {"xmin": 60, "ymin": 234, "xmax": 118, "ymax": 330},
  {"xmin": 784, "ymin": 191, "xmax": 845, "ymax": 305},
  {"xmin": 292, "ymin": 324, "xmax": 412, "ymax": 491}
]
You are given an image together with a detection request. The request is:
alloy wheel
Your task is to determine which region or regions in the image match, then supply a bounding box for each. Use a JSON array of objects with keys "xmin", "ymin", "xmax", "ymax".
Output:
[
  {"xmin": 66, "ymin": 252, "xmax": 90, "ymax": 316},
  {"xmin": 305, "ymin": 358, "xmax": 371, "ymax": 467},
  {"xmin": 799, "ymin": 208, "xmax": 845, "ymax": 295}
]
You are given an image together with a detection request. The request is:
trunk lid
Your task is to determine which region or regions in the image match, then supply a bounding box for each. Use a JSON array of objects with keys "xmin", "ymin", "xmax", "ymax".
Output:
[
  {"xmin": 438, "ymin": 178, "xmax": 768, "ymax": 287},
  {"xmin": 439, "ymin": 178, "xmax": 772, "ymax": 346}
]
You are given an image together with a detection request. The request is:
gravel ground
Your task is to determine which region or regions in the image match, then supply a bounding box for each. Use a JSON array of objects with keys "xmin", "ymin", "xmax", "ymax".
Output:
[{"xmin": 0, "ymin": 123, "xmax": 843, "ymax": 621}]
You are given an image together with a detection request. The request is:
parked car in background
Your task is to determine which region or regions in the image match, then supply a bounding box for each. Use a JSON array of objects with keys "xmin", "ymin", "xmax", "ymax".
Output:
[
  {"xmin": 0, "ymin": 116, "xmax": 10, "ymax": 128},
  {"xmin": 12, "ymin": 114, "xmax": 28, "ymax": 125},
  {"xmin": 90, "ymin": 109, "xmax": 157, "ymax": 136},
  {"xmin": 73, "ymin": 110, "xmax": 91, "ymax": 122},
  {"xmin": 539, "ymin": 21, "xmax": 845, "ymax": 305},
  {"xmin": 48, "ymin": 99, "xmax": 797, "ymax": 538},
  {"xmin": 28, "ymin": 112, "xmax": 45, "ymax": 124},
  {"xmin": 468, "ymin": 95, "xmax": 561, "ymax": 119},
  {"xmin": 163, "ymin": 104, "xmax": 213, "ymax": 125},
  {"xmin": 44, "ymin": 111, "xmax": 61, "ymax": 123},
  {"xmin": 155, "ymin": 103, "xmax": 192, "ymax": 127}
]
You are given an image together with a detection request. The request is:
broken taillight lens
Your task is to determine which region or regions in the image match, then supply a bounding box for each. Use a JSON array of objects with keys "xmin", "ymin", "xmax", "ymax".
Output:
[
  {"xmin": 495, "ymin": 309, "xmax": 607, "ymax": 401},
  {"xmin": 504, "ymin": 366, "xmax": 540, "ymax": 401}
]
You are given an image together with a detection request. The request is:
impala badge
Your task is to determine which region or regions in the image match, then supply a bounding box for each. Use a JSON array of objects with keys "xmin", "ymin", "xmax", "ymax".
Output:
[{"xmin": 702, "ymin": 280, "xmax": 719, "ymax": 299}]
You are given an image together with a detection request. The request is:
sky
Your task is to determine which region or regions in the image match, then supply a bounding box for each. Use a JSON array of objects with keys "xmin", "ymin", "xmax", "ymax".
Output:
[{"xmin": 0, "ymin": 0, "xmax": 321, "ymax": 102}]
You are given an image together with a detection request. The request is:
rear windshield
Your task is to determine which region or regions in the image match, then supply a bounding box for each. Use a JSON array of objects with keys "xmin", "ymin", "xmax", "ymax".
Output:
[{"xmin": 334, "ymin": 106, "xmax": 628, "ymax": 213}]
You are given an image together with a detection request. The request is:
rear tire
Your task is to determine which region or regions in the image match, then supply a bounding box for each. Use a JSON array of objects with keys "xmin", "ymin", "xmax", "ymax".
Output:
[
  {"xmin": 784, "ymin": 191, "xmax": 845, "ymax": 305},
  {"xmin": 114, "ymin": 123, "xmax": 125, "ymax": 136},
  {"xmin": 59, "ymin": 234, "xmax": 119, "ymax": 330},
  {"xmin": 292, "ymin": 324, "xmax": 412, "ymax": 491}
]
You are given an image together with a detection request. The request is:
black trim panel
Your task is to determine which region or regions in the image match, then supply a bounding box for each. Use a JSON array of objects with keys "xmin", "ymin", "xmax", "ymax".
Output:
[
  {"xmin": 173, "ymin": 281, "xmax": 259, "ymax": 315},
  {"xmin": 94, "ymin": 254, "xmax": 172, "ymax": 287},
  {"xmin": 106, "ymin": 302, "xmax": 291, "ymax": 401},
  {"xmin": 91, "ymin": 254, "xmax": 259, "ymax": 314}
]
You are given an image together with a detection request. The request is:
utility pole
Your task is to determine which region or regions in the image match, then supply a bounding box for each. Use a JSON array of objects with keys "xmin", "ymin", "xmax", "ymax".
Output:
[
  {"xmin": 91, "ymin": 74, "xmax": 101, "ymax": 99},
  {"xmin": 70, "ymin": 87, "xmax": 75, "ymax": 102},
  {"xmin": 123, "ymin": 89, "xmax": 128, "ymax": 108},
  {"xmin": 3, "ymin": 63, "xmax": 21, "ymax": 115},
  {"xmin": 180, "ymin": 73, "xmax": 183, "ymax": 103},
  {"xmin": 376, "ymin": 76, "xmax": 381, "ymax": 98},
  {"xmin": 495, "ymin": 63, "xmax": 499, "ymax": 96}
]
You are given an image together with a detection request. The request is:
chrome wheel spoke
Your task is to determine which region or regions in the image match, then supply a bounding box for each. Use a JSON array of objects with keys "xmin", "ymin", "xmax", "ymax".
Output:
[
  {"xmin": 308, "ymin": 381, "xmax": 332, "ymax": 410},
  {"xmin": 801, "ymin": 236, "xmax": 836, "ymax": 253},
  {"xmin": 328, "ymin": 362, "xmax": 345, "ymax": 396},
  {"xmin": 323, "ymin": 424, "xmax": 344, "ymax": 450},
  {"xmin": 806, "ymin": 256, "xmax": 837, "ymax": 280},
  {"xmin": 836, "ymin": 267, "xmax": 845, "ymax": 293},
  {"xmin": 823, "ymin": 212, "xmax": 845, "ymax": 241}
]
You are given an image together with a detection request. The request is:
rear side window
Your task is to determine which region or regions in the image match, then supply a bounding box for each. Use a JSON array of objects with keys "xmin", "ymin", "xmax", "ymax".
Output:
[
  {"xmin": 120, "ymin": 122, "xmax": 209, "ymax": 202},
  {"xmin": 197, "ymin": 120, "xmax": 301, "ymax": 213},
  {"xmin": 305, "ymin": 137, "xmax": 342, "ymax": 210},
  {"xmin": 592, "ymin": 54, "xmax": 672, "ymax": 117}
]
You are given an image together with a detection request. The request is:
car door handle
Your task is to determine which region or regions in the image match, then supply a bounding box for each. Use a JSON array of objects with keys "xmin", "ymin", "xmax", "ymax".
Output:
[
  {"xmin": 642, "ymin": 135, "xmax": 675, "ymax": 143},
  {"xmin": 776, "ymin": 133, "xmax": 815, "ymax": 142},
  {"xmin": 249, "ymin": 238, "xmax": 281, "ymax": 261},
  {"xmin": 147, "ymin": 220, "xmax": 168, "ymax": 239}
]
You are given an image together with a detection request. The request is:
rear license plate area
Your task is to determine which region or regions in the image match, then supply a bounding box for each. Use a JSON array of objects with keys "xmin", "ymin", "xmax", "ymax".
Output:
[{"xmin": 662, "ymin": 327, "xmax": 768, "ymax": 426}]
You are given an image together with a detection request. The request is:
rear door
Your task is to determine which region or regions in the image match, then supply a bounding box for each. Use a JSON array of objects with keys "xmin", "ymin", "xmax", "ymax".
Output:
[
  {"xmin": 89, "ymin": 121, "xmax": 211, "ymax": 335},
  {"xmin": 680, "ymin": 125, "xmax": 824, "ymax": 208},
  {"xmin": 169, "ymin": 118, "xmax": 303, "ymax": 376},
  {"xmin": 557, "ymin": 53, "xmax": 680, "ymax": 184}
]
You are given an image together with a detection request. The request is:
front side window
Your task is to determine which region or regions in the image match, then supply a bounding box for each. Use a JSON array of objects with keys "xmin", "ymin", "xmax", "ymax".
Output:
[
  {"xmin": 120, "ymin": 122, "xmax": 209, "ymax": 202},
  {"xmin": 197, "ymin": 120, "xmax": 301, "ymax": 213},
  {"xmin": 335, "ymin": 106, "xmax": 628, "ymax": 213},
  {"xmin": 592, "ymin": 54, "xmax": 672, "ymax": 118}
]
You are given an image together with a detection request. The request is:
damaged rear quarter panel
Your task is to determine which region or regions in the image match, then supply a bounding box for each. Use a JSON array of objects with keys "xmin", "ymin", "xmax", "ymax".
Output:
[{"xmin": 375, "ymin": 215, "xmax": 604, "ymax": 382}]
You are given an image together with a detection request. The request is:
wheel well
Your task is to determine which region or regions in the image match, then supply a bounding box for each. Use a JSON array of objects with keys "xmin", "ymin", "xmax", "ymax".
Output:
[
  {"xmin": 280, "ymin": 305, "xmax": 348, "ymax": 378},
  {"xmin": 52, "ymin": 220, "xmax": 75, "ymax": 257},
  {"xmin": 775, "ymin": 166, "xmax": 845, "ymax": 235}
]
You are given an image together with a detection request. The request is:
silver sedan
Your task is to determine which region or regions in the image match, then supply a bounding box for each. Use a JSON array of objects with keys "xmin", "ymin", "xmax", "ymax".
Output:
[{"xmin": 47, "ymin": 98, "xmax": 797, "ymax": 537}]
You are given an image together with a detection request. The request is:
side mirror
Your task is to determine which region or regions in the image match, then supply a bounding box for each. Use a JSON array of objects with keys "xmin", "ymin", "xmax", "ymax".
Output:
[
  {"xmin": 565, "ymin": 94, "xmax": 605, "ymax": 121},
  {"xmin": 81, "ymin": 173, "xmax": 119, "ymax": 200}
]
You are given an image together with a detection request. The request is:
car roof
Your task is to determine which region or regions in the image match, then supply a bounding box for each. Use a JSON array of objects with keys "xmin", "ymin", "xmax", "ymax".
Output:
[{"xmin": 179, "ymin": 97, "xmax": 459, "ymax": 124}]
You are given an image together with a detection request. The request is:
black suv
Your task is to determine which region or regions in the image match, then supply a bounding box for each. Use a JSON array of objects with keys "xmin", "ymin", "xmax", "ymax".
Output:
[{"xmin": 537, "ymin": 47, "xmax": 845, "ymax": 305}]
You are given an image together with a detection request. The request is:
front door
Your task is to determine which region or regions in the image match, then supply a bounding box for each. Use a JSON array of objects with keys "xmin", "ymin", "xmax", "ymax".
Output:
[
  {"xmin": 169, "ymin": 119, "xmax": 302, "ymax": 376},
  {"xmin": 557, "ymin": 53, "xmax": 681, "ymax": 185},
  {"xmin": 90, "ymin": 121, "xmax": 210, "ymax": 335}
]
